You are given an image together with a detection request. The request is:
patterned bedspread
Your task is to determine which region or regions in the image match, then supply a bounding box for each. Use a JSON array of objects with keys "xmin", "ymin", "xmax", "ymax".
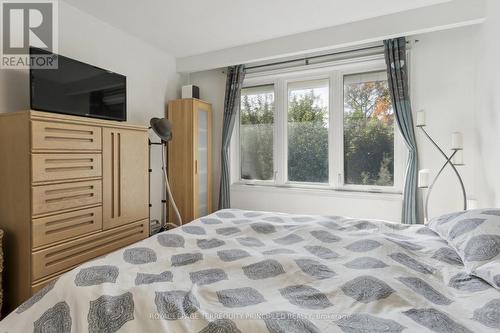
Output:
[{"xmin": 1, "ymin": 209, "xmax": 499, "ymax": 332}]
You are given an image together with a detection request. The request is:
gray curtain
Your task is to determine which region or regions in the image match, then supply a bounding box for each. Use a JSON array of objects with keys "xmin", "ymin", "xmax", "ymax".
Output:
[
  {"xmin": 218, "ymin": 65, "xmax": 246, "ymax": 209},
  {"xmin": 384, "ymin": 37, "xmax": 419, "ymax": 224}
]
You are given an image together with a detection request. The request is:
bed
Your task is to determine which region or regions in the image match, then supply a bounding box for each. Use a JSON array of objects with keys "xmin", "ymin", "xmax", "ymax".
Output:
[{"xmin": 1, "ymin": 209, "xmax": 499, "ymax": 332}]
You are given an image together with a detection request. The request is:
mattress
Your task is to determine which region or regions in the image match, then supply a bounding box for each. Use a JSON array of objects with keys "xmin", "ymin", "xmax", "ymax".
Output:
[{"xmin": 1, "ymin": 209, "xmax": 499, "ymax": 332}]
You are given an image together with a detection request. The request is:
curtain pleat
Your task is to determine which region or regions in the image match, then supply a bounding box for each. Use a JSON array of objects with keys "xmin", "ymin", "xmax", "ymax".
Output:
[
  {"xmin": 384, "ymin": 37, "xmax": 419, "ymax": 224},
  {"xmin": 218, "ymin": 65, "xmax": 246, "ymax": 209}
]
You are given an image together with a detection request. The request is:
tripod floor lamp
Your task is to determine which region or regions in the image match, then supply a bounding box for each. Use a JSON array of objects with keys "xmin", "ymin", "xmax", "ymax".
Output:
[{"xmin": 416, "ymin": 110, "xmax": 467, "ymax": 223}]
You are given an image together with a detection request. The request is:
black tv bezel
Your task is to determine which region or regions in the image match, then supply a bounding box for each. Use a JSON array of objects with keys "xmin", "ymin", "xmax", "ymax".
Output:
[{"xmin": 29, "ymin": 47, "xmax": 127, "ymax": 122}]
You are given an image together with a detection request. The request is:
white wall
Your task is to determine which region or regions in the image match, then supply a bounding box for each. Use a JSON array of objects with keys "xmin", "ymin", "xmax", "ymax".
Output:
[
  {"xmin": 411, "ymin": 26, "xmax": 478, "ymax": 218},
  {"xmin": 474, "ymin": 0, "xmax": 500, "ymax": 207},
  {"xmin": 188, "ymin": 26, "xmax": 480, "ymax": 223},
  {"xmin": 0, "ymin": 2, "xmax": 180, "ymax": 222}
]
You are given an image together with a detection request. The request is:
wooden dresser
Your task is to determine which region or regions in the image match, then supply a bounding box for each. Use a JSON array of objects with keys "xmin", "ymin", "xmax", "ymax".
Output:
[{"xmin": 0, "ymin": 111, "xmax": 149, "ymax": 313}]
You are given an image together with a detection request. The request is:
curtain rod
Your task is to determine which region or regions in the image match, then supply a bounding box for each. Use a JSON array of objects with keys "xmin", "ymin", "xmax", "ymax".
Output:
[{"xmin": 245, "ymin": 44, "xmax": 385, "ymax": 71}]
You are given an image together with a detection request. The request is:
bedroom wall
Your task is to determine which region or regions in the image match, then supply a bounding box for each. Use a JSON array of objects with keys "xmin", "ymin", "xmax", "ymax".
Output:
[
  {"xmin": 187, "ymin": 26, "xmax": 479, "ymax": 223},
  {"xmin": 474, "ymin": 0, "xmax": 500, "ymax": 208},
  {"xmin": 0, "ymin": 1, "xmax": 180, "ymax": 223}
]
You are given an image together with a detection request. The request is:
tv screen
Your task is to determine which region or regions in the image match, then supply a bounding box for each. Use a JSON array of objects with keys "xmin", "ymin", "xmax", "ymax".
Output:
[{"xmin": 30, "ymin": 47, "xmax": 126, "ymax": 121}]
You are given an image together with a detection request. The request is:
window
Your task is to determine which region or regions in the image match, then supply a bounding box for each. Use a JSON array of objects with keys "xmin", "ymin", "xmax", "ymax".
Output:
[
  {"xmin": 234, "ymin": 59, "xmax": 402, "ymax": 193},
  {"xmin": 343, "ymin": 72, "xmax": 394, "ymax": 186},
  {"xmin": 287, "ymin": 79, "xmax": 329, "ymax": 183},
  {"xmin": 239, "ymin": 85, "xmax": 274, "ymax": 181}
]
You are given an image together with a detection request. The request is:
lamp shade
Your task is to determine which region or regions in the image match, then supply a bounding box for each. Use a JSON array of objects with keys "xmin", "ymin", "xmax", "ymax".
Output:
[{"xmin": 150, "ymin": 117, "xmax": 172, "ymax": 142}]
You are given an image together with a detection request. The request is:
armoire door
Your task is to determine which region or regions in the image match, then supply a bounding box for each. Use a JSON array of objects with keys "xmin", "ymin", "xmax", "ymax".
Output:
[
  {"xmin": 103, "ymin": 128, "xmax": 149, "ymax": 230},
  {"xmin": 193, "ymin": 100, "xmax": 212, "ymax": 219}
]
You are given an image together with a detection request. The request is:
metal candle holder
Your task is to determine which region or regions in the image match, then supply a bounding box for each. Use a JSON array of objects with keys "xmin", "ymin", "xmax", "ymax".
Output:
[{"xmin": 417, "ymin": 125, "xmax": 467, "ymax": 222}]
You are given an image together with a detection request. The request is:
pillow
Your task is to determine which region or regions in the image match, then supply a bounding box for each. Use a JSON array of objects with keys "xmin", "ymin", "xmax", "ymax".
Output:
[{"xmin": 428, "ymin": 208, "xmax": 500, "ymax": 289}]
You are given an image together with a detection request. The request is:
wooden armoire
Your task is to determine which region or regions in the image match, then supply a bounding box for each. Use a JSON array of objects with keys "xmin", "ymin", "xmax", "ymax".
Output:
[
  {"xmin": 167, "ymin": 99, "xmax": 212, "ymax": 226},
  {"xmin": 0, "ymin": 111, "xmax": 149, "ymax": 313}
]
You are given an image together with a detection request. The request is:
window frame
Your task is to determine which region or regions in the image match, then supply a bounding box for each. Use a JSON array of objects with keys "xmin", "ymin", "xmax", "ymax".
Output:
[{"xmin": 231, "ymin": 55, "xmax": 406, "ymax": 194}]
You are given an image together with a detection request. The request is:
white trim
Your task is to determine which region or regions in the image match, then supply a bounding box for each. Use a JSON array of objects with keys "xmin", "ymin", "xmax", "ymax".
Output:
[{"xmin": 232, "ymin": 56, "xmax": 406, "ymax": 193}]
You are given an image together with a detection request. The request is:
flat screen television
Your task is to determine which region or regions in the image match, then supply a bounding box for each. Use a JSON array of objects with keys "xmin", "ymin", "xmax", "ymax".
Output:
[{"xmin": 30, "ymin": 47, "xmax": 127, "ymax": 121}]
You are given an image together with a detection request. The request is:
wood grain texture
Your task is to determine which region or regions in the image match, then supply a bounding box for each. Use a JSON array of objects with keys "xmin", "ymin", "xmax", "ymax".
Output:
[
  {"xmin": 32, "ymin": 219, "xmax": 148, "ymax": 281},
  {"xmin": 0, "ymin": 110, "xmax": 149, "ymax": 315},
  {"xmin": 32, "ymin": 153, "xmax": 102, "ymax": 183},
  {"xmin": 32, "ymin": 206, "xmax": 103, "ymax": 249},
  {"xmin": 167, "ymin": 99, "xmax": 213, "ymax": 226}
]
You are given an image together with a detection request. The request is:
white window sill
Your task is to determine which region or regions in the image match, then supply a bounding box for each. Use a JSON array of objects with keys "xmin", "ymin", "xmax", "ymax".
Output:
[{"xmin": 231, "ymin": 182, "xmax": 403, "ymax": 201}]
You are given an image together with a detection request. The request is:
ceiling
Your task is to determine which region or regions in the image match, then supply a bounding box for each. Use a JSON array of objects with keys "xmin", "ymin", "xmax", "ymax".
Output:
[{"xmin": 62, "ymin": 0, "xmax": 450, "ymax": 57}]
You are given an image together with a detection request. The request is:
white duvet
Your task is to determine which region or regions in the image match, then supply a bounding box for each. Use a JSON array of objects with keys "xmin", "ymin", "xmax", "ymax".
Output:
[{"xmin": 1, "ymin": 209, "xmax": 499, "ymax": 332}]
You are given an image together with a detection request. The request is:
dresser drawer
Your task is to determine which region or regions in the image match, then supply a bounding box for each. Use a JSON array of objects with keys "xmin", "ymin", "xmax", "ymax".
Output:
[
  {"xmin": 32, "ymin": 206, "xmax": 103, "ymax": 248},
  {"xmin": 32, "ymin": 219, "xmax": 148, "ymax": 280},
  {"xmin": 32, "ymin": 121, "xmax": 102, "ymax": 151},
  {"xmin": 32, "ymin": 180, "xmax": 102, "ymax": 215},
  {"xmin": 32, "ymin": 153, "xmax": 102, "ymax": 183}
]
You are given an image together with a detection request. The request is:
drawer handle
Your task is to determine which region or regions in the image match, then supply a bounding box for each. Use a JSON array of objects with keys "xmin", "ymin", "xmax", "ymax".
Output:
[
  {"xmin": 45, "ymin": 158, "xmax": 94, "ymax": 164},
  {"xmin": 45, "ymin": 136, "xmax": 94, "ymax": 143},
  {"xmin": 45, "ymin": 166, "xmax": 94, "ymax": 172},
  {"xmin": 45, "ymin": 127, "xmax": 93, "ymax": 135},
  {"xmin": 45, "ymin": 213, "xmax": 94, "ymax": 227},
  {"xmin": 45, "ymin": 185, "xmax": 93, "ymax": 195},
  {"xmin": 46, "ymin": 220, "xmax": 95, "ymax": 235},
  {"xmin": 45, "ymin": 193, "xmax": 94, "ymax": 204}
]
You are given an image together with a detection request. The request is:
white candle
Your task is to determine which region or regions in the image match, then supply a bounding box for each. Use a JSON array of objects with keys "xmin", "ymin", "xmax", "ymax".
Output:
[
  {"xmin": 416, "ymin": 110, "xmax": 426, "ymax": 127},
  {"xmin": 418, "ymin": 169, "xmax": 430, "ymax": 188},
  {"xmin": 452, "ymin": 132, "xmax": 463, "ymax": 150},
  {"xmin": 452, "ymin": 150, "xmax": 464, "ymax": 165}
]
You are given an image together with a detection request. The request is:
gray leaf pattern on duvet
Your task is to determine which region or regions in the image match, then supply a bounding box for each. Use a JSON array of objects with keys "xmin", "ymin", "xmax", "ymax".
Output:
[
  {"xmin": 157, "ymin": 234, "xmax": 184, "ymax": 248},
  {"xmin": 495, "ymin": 275, "xmax": 500, "ymax": 288},
  {"xmin": 274, "ymin": 234, "xmax": 304, "ymax": 245},
  {"xmin": 448, "ymin": 272, "xmax": 491, "ymax": 292},
  {"xmin": 310, "ymin": 230, "xmax": 341, "ymax": 243},
  {"xmin": 199, "ymin": 319, "xmax": 242, "ymax": 333},
  {"xmin": 216, "ymin": 211, "xmax": 236, "ymax": 218},
  {"xmin": 75, "ymin": 265, "xmax": 119, "ymax": 286},
  {"xmin": 171, "ymin": 253, "xmax": 203, "ymax": 266},
  {"xmin": 432, "ymin": 211, "xmax": 466, "ymax": 226},
  {"xmin": 123, "ymin": 247, "xmax": 157, "ymax": 264},
  {"xmin": 403, "ymin": 308, "xmax": 473, "ymax": 333},
  {"xmin": 190, "ymin": 268, "xmax": 228, "ymax": 285},
  {"xmin": 448, "ymin": 218, "xmax": 486, "ymax": 240},
  {"xmin": 217, "ymin": 249, "xmax": 250, "ymax": 262},
  {"xmin": 263, "ymin": 311, "xmax": 320, "ymax": 333},
  {"xmin": 416, "ymin": 227, "xmax": 439, "ymax": 236},
  {"xmin": 155, "ymin": 291, "xmax": 199, "ymax": 320},
  {"xmin": 463, "ymin": 235, "xmax": 500, "ymax": 261},
  {"xmin": 16, "ymin": 279, "xmax": 57, "ymax": 313},
  {"xmin": 341, "ymin": 276, "xmax": 394, "ymax": 303},
  {"xmin": 317, "ymin": 221, "xmax": 340, "ymax": 229},
  {"xmin": 336, "ymin": 313, "xmax": 405, "ymax": 333},
  {"xmin": 388, "ymin": 252, "xmax": 435, "ymax": 274},
  {"xmin": 385, "ymin": 238, "xmax": 423, "ymax": 251},
  {"xmin": 34, "ymin": 301, "xmax": 71, "ymax": 333},
  {"xmin": 182, "ymin": 225, "xmax": 206, "ymax": 235},
  {"xmin": 263, "ymin": 216, "xmax": 285, "ymax": 223},
  {"xmin": 345, "ymin": 239, "xmax": 382, "ymax": 252},
  {"xmin": 197, "ymin": 238, "xmax": 225, "ymax": 249},
  {"xmin": 353, "ymin": 221, "xmax": 377, "ymax": 230},
  {"xmin": 237, "ymin": 236, "xmax": 265, "ymax": 247},
  {"xmin": 251, "ymin": 222, "xmax": 276, "ymax": 234},
  {"xmin": 88, "ymin": 292, "xmax": 134, "ymax": 333},
  {"xmin": 344, "ymin": 257, "xmax": 388, "ymax": 269},
  {"xmin": 473, "ymin": 299, "xmax": 500, "ymax": 329},
  {"xmin": 232, "ymin": 219, "xmax": 252, "ymax": 225},
  {"xmin": 243, "ymin": 211, "xmax": 263, "ymax": 218},
  {"xmin": 216, "ymin": 227, "xmax": 241, "ymax": 236},
  {"xmin": 263, "ymin": 248, "xmax": 296, "ymax": 255},
  {"xmin": 217, "ymin": 287, "xmax": 266, "ymax": 308},
  {"xmin": 397, "ymin": 277, "xmax": 452, "ymax": 305},
  {"xmin": 431, "ymin": 247, "xmax": 464, "ymax": 266},
  {"xmin": 295, "ymin": 259, "xmax": 336, "ymax": 279},
  {"xmin": 243, "ymin": 259, "xmax": 285, "ymax": 280},
  {"xmin": 304, "ymin": 245, "xmax": 339, "ymax": 259},
  {"xmin": 279, "ymin": 285, "xmax": 332, "ymax": 309},
  {"xmin": 481, "ymin": 209, "xmax": 500, "ymax": 216},
  {"xmin": 292, "ymin": 216, "xmax": 315, "ymax": 222},
  {"xmin": 135, "ymin": 271, "xmax": 172, "ymax": 285},
  {"xmin": 200, "ymin": 218, "xmax": 223, "ymax": 224}
]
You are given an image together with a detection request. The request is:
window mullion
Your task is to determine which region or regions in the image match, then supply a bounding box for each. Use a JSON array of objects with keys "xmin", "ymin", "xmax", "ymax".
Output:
[
  {"xmin": 274, "ymin": 78, "xmax": 285, "ymax": 185},
  {"xmin": 331, "ymin": 71, "xmax": 344, "ymax": 189}
]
